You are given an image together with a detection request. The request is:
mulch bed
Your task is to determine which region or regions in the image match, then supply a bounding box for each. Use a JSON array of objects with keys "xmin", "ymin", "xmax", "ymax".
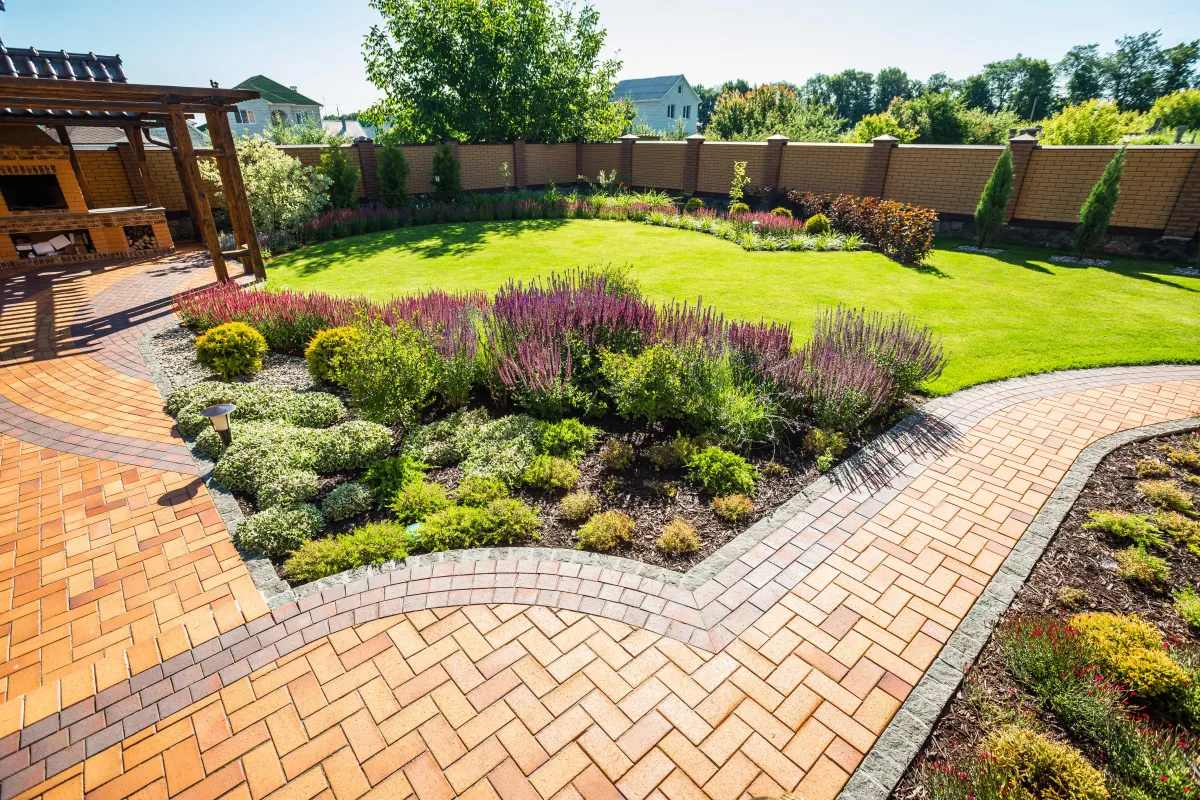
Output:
[{"xmin": 893, "ymin": 430, "xmax": 1200, "ymax": 799}]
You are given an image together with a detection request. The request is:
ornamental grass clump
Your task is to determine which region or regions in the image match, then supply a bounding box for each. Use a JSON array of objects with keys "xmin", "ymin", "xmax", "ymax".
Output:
[
  {"xmin": 576, "ymin": 511, "xmax": 634, "ymax": 552},
  {"xmin": 194, "ymin": 322, "xmax": 267, "ymax": 381}
]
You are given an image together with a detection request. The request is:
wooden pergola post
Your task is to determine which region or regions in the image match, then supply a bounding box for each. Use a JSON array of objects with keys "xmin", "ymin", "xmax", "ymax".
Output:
[
  {"xmin": 168, "ymin": 105, "xmax": 228, "ymax": 282},
  {"xmin": 205, "ymin": 109, "xmax": 265, "ymax": 280},
  {"xmin": 53, "ymin": 125, "xmax": 94, "ymax": 209},
  {"xmin": 122, "ymin": 125, "xmax": 159, "ymax": 207}
]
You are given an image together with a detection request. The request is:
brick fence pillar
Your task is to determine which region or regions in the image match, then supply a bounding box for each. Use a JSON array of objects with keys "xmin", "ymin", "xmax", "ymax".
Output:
[
  {"xmin": 115, "ymin": 142, "xmax": 149, "ymax": 205},
  {"xmin": 1004, "ymin": 132, "xmax": 1039, "ymax": 222},
  {"xmin": 355, "ymin": 140, "xmax": 380, "ymax": 202},
  {"xmin": 1163, "ymin": 150, "xmax": 1200, "ymax": 240},
  {"xmin": 512, "ymin": 139, "xmax": 527, "ymax": 188},
  {"xmin": 763, "ymin": 134, "xmax": 788, "ymax": 191},
  {"xmin": 682, "ymin": 134, "xmax": 704, "ymax": 195},
  {"xmin": 619, "ymin": 134, "xmax": 637, "ymax": 184},
  {"xmin": 862, "ymin": 135, "xmax": 898, "ymax": 197}
]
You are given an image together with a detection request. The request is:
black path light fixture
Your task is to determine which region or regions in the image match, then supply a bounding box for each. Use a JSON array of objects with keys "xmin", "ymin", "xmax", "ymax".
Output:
[{"xmin": 200, "ymin": 403, "xmax": 237, "ymax": 445}]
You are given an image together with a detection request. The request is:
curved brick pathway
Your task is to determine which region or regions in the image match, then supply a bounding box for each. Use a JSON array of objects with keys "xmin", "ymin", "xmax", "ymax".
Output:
[{"xmin": 0, "ymin": 254, "xmax": 1197, "ymax": 800}]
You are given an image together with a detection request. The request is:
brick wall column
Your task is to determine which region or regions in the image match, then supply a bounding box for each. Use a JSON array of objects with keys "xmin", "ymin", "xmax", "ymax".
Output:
[
  {"xmin": 763, "ymin": 134, "xmax": 788, "ymax": 190},
  {"xmin": 1163, "ymin": 150, "xmax": 1200, "ymax": 240},
  {"xmin": 355, "ymin": 140, "xmax": 380, "ymax": 202},
  {"xmin": 682, "ymin": 134, "xmax": 704, "ymax": 195},
  {"xmin": 862, "ymin": 135, "xmax": 898, "ymax": 197},
  {"xmin": 619, "ymin": 134, "xmax": 637, "ymax": 184},
  {"xmin": 115, "ymin": 143, "xmax": 148, "ymax": 205},
  {"xmin": 1004, "ymin": 132, "xmax": 1039, "ymax": 223},
  {"xmin": 512, "ymin": 139, "xmax": 527, "ymax": 188}
]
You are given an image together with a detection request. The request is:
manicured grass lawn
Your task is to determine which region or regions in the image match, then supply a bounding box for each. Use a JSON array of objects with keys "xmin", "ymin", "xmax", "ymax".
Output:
[{"xmin": 266, "ymin": 219, "xmax": 1200, "ymax": 394}]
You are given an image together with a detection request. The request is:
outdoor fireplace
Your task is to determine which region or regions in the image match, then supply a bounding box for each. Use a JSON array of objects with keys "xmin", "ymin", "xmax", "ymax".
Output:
[{"xmin": 0, "ymin": 173, "xmax": 68, "ymax": 212}]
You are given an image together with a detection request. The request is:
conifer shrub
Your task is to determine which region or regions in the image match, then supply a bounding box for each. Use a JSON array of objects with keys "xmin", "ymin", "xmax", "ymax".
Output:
[
  {"xmin": 195, "ymin": 322, "xmax": 267, "ymax": 381},
  {"xmin": 431, "ymin": 141, "xmax": 462, "ymax": 204},
  {"xmin": 712, "ymin": 494, "xmax": 754, "ymax": 522},
  {"xmin": 1073, "ymin": 612, "xmax": 1185, "ymax": 695},
  {"xmin": 1073, "ymin": 146, "xmax": 1125, "ymax": 257},
  {"xmin": 378, "ymin": 146, "xmax": 411, "ymax": 209},
  {"xmin": 558, "ymin": 491, "xmax": 600, "ymax": 522},
  {"xmin": 305, "ymin": 326, "xmax": 361, "ymax": 386},
  {"xmin": 390, "ymin": 480, "xmax": 451, "ymax": 523},
  {"xmin": 656, "ymin": 518, "xmax": 700, "ymax": 555},
  {"xmin": 974, "ymin": 147, "xmax": 1013, "ymax": 247},
  {"xmin": 576, "ymin": 511, "xmax": 634, "ymax": 552}
]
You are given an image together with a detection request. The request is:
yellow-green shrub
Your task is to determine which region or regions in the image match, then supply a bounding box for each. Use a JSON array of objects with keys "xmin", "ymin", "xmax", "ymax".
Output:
[
  {"xmin": 1115, "ymin": 546, "xmax": 1170, "ymax": 589},
  {"xmin": 305, "ymin": 326, "xmax": 361, "ymax": 386},
  {"xmin": 1072, "ymin": 612, "xmax": 1186, "ymax": 696},
  {"xmin": 711, "ymin": 494, "xmax": 754, "ymax": 522},
  {"xmin": 982, "ymin": 726, "xmax": 1108, "ymax": 800},
  {"xmin": 576, "ymin": 511, "xmax": 634, "ymax": 552},
  {"xmin": 195, "ymin": 322, "xmax": 267, "ymax": 381},
  {"xmin": 1136, "ymin": 458, "xmax": 1171, "ymax": 479},
  {"xmin": 558, "ymin": 491, "xmax": 599, "ymax": 522},
  {"xmin": 804, "ymin": 213, "xmax": 831, "ymax": 235},
  {"xmin": 656, "ymin": 517, "xmax": 700, "ymax": 555},
  {"xmin": 1138, "ymin": 480, "xmax": 1194, "ymax": 514}
]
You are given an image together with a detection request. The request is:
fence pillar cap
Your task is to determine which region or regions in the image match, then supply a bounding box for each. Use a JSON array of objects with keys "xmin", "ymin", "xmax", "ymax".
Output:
[
  {"xmin": 872, "ymin": 135, "xmax": 900, "ymax": 144},
  {"xmin": 1009, "ymin": 133, "xmax": 1039, "ymax": 144},
  {"xmin": 766, "ymin": 134, "xmax": 789, "ymax": 143},
  {"xmin": 686, "ymin": 133, "xmax": 706, "ymax": 142},
  {"xmin": 619, "ymin": 134, "xmax": 640, "ymax": 142}
]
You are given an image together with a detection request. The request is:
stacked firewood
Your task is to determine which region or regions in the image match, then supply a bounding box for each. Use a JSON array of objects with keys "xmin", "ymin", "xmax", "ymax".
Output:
[{"xmin": 125, "ymin": 225, "xmax": 156, "ymax": 251}]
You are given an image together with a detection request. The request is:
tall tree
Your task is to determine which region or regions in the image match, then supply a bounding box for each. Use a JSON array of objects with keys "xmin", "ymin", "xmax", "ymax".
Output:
[
  {"xmin": 924, "ymin": 72, "xmax": 963, "ymax": 96},
  {"xmin": 706, "ymin": 84, "xmax": 844, "ymax": 142},
  {"xmin": 1106, "ymin": 31, "xmax": 1165, "ymax": 111},
  {"xmin": 828, "ymin": 69, "xmax": 875, "ymax": 124},
  {"xmin": 874, "ymin": 67, "xmax": 913, "ymax": 112},
  {"xmin": 975, "ymin": 55, "xmax": 1054, "ymax": 118},
  {"xmin": 962, "ymin": 74, "xmax": 993, "ymax": 110},
  {"xmin": 695, "ymin": 80, "xmax": 750, "ymax": 127},
  {"xmin": 799, "ymin": 74, "xmax": 835, "ymax": 107},
  {"xmin": 1057, "ymin": 44, "xmax": 1106, "ymax": 105},
  {"xmin": 1160, "ymin": 41, "xmax": 1200, "ymax": 95},
  {"xmin": 363, "ymin": 0, "xmax": 623, "ymax": 143},
  {"xmin": 888, "ymin": 92, "xmax": 969, "ymax": 143}
]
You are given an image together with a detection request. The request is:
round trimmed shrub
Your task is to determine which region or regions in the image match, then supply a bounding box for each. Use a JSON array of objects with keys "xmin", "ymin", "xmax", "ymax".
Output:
[
  {"xmin": 558, "ymin": 491, "xmax": 600, "ymax": 522},
  {"xmin": 321, "ymin": 481, "xmax": 373, "ymax": 522},
  {"xmin": 454, "ymin": 475, "xmax": 509, "ymax": 507},
  {"xmin": 684, "ymin": 197, "xmax": 704, "ymax": 212},
  {"xmin": 982, "ymin": 726, "xmax": 1107, "ymax": 800},
  {"xmin": 770, "ymin": 207, "xmax": 793, "ymax": 218},
  {"xmin": 656, "ymin": 517, "xmax": 700, "ymax": 555},
  {"xmin": 305, "ymin": 326, "xmax": 361, "ymax": 386},
  {"xmin": 729, "ymin": 202, "xmax": 751, "ymax": 215},
  {"xmin": 539, "ymin": 419, "xmax": 599, "ymax": 462},
  {"xmin": 685, "ymin": 446, "xmax": 759, "ymax": 496},
  {"xmin": 599, "ymin": 440, "xmax": 634, "ymax": 470},
  {"xmin": 522, "ymin": 455, "xmax": 580, "ymax": 492},
  {"xmin": 804, "ymin": 213, "xmax": 831, "ymax": 235},
  {"xmin": 194, "ymin": 322, "xmax": 267, "ymax": 381},
  {"xmin": 236, "ymin": 503, "xmax": 324, "ymax": 557},
  {"xmin": 576, "ymin": 511, "xmax": 634, "ymax": 552},
  {"xmin": 258, "ymin": 469, "xmax": 320, "ymax": 509},
  {"xmin": 312, "ymin": 421, "xmax": 393, "ymax": 473},
  {"xmin": 712, "ymin": 494, "xmax": 754, "ymax": 522},
  {"xmin": 390, "ymin": 480, "xmax": 451, "ymax": 523}
]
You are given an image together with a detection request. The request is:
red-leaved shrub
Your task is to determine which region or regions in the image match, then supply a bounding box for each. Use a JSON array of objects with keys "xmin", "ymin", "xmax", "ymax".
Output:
[{"xmin": 788, "ymin": 191, "xmax": 937, "ymax": 263}]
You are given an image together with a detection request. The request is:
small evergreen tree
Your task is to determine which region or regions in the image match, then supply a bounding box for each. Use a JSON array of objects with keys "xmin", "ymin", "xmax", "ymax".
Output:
[
  {"xmin": 378, "ymin": 147, "xmax": 411, "ymax": 209},
  {"xmin": 974, "ymin": 147, "xmax": 1013, "ymax": 247},
  {"xmin": 1074, "ymin": 146, "xmax": 1125, "ymax": 257},
  {"xmin": 319, "ymin": 143, "xmax": 360, "ymax": 210},
  {"xmin": 431, "ymin": 141, "xmax": 462, "ymax": 205}
]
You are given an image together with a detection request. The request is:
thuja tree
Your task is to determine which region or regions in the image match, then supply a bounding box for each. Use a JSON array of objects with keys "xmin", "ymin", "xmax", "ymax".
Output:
[
  {"xmin": 1074, "ymin": 146, "xmax": 1126, "ymax": 257},
  {"xmin": 363, "ymin": 0, "xmax": 625, "ymax": 143},
  {"xmin": 431, "ymin": 142, "xmax": 461, "ymax": 204},
  {"xmin": 974, "ymin": 147, "xmax": 1013, "ymax": 247},
  {"xmin": 318, "ymin": 144, "xmax": 361, "ymax": 210},
  {"xmin": 378, "ymin": 147, "xmax": 411, "ymax": 209}
]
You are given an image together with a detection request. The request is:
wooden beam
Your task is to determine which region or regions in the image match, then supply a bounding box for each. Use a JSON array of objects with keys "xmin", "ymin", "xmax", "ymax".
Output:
[
  {"xmin": 0, "ymin": 76, "xmax": 259, "ymax": 104},
  {"xmin": 168, "ymin": 105, "xmax": 228, "ymax": 283},
  {"xmin": 0, "ymin": 97, "xmax": 236, "ymax": 114},
  {"xmin": 52, "ymin": 125, "xmax": 94, "ymax": 209},
  {"xmin": 122, "ymin": 125, "xmax": 159, "ymax": 208},
  {"xmin": 163, "ymin": 117, "xmax": 201, "ymax": 232},
  {"xmin": 206, "ymin": 110, "xmax": 265, "ymax": 280}
]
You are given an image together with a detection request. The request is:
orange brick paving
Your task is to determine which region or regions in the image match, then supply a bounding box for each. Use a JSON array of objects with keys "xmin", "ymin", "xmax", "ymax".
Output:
[{"xmin": 0, "ymin": 255, "xmax": 1199, "ymax": 800}]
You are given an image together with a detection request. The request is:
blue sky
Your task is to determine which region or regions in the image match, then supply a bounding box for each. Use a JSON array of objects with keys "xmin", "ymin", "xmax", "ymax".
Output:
[{"xmin": 2, "ymin": 0, "xmax": 1198, "ymax": 114}]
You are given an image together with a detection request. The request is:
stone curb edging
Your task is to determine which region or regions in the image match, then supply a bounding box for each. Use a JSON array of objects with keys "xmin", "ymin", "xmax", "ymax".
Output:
[{"xmin": 835, "ymin": 416, "xmax": 1200, "ymax": 800}]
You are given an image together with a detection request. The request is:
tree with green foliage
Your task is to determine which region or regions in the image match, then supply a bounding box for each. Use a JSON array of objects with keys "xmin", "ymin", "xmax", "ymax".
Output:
[
  {"xmin": 1039, "ymin": 99, "xmax": 1142, "ymax": 145},
  {"xmin": 974, "ymin": 147, "xmax": 1013, "ymax": 247},
  {"xmin": 1074, "ymin": 146, "xmax": 1125, "ymax": 257},
  {"xmin": 695, "ymin": 79, "xmax": 749, "ymax": 128},
  {"xmin": 264, "ymin": 118, "xmax": 341, "ymax": 145},
  {"xmin": 969, "ymin": 55, "xmax": 1055, "ymax": 119},
  {"xmin": 199, "ymin": 136, "xmax": 330, "ymax": 233},
  {"xmin": 888, "ymin": 92, "xmax": 969, "ymax": 143},
  {"xmin": 319, "ymin": 144, "xmax": 361, "ymax": 210},
  {"xmin": 377, "ymin": 147, "xmax": 411, "ymax": 209},
  {"xmin": 363, "ymin": 0, "xmax": 622, "ymax": 144},
  {"xmin": 1150, "ymin": 89, "xmax": 1200, "ymax": 131},
  {"xmin": 1161, "ymin": 41, "xmax": 1200, "ymax": 95},
  {"xmin": 1107, "ymin": 32, "xmax": 1170, "ymax": 112},
  {"xmin": 845, "ymin": 113, "xmax": 916, "ymax": 143},
  {"xmin": 923, "ymin": 72, "xmax": 963, "ymax": 96},
  {"xmin": 960, "ymin": 107, "xmax": 1024, "ymax": 144},
  {"xmin": 799, "ymin": 74, "xmax": 836, "ymax": 107},
  {"xmin": 706, "ymin": 84, "xmax": 843, "ymax": 142},
  {"xmin": 1057, "ymin": 44, "xmax": 1106, "ymax": 105},
  {"xmin": 431, "ymin": 141, "xmax": 461, "ymax": 204},
  {"xmin": 828, "ymin": 69, "xmax": 876, "ymax": 124},
  {"xmin": 961, "ymin": 74, "xmax": 993, "ymax": 111},
  {"xmin": 874, "ymin": 67, "xmax": 914, "ymax": 111}
]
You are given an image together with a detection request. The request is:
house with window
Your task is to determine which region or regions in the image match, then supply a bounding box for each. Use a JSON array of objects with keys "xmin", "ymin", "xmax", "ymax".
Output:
[
  {"xmin": 226, "ymin": 75, "xmax": 321, "ymax": 137},
  {"xmin": 613, "ymin": 75, "xmax": 699, "ymax": 136}
]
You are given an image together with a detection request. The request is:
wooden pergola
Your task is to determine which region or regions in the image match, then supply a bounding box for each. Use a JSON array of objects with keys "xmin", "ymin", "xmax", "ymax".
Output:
[{"xmin": 0, "ymin": 76, "xmax": 265, "ymax": 282}]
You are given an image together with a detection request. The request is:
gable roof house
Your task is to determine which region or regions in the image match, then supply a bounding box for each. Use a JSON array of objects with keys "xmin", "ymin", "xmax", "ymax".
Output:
[
  {"xmin": 227, "ymin": 75, "xmax": 321, "ymax": 137},
  {"xmin": 613, "ymin": 74, "xmax": 699, "ymax": 136}
]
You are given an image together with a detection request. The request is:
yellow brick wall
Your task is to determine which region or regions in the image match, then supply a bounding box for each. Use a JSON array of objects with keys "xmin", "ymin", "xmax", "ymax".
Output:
[
  {"xmin": 90, "ymin": 226, "xmax": 129, "ymax": 254},
  {"xmin": 525, "ymin": 144, "xmax": 577, "ymax": 185},
  {"xmin": 400, "ymin": 146, "xmax": 437, "ymax": 195},
  {"xmin": 77, "ymin": 150, "xmax": 136, "ymax": 208},
  {"xmin": 632, "ymin": 142, "xmax": 685, "ymax": 190},
  {"xmin": 696, "ymin": 143, "xmax": 767, "ymax": 194},
  {"xmin": 582, "ymin": 144, "xmax": 620, "ymax": 180},
  {"xmin": 459, "ymin": 144, "xmax": 515, "ymax": 191},
  {"xmin": 1015, "ymin": 146, "xmax": 1196, "ymax": 229},
  {"xmin": 883, "ymin": 146, "xmax": 1003, "ymax": 215},
  {"xmin": 778, "ymin": 144, "xmax": 872, "ymax": 196}
]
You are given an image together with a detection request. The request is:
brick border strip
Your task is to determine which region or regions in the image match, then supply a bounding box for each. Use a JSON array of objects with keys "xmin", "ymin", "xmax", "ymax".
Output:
[{"xmin": 835, "ymin": 416, "xmax": 1200, "ymax": 800}]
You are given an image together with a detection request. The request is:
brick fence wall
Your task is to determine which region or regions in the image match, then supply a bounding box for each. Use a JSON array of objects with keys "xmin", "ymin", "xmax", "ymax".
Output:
[{"xmin": 72, "ymin": 135, "xmax": 1200, "ymax": 247}]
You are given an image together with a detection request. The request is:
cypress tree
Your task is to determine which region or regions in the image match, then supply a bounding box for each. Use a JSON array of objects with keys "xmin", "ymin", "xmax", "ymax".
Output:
[
  {"xmin": 378, "ymin": 147, "xmax": 411, "ymax": 209},
  {"xmin": 318, "ymin": 143, "xmax": 361, "ymax": 210},
  {"xmin": 1074, "ymin": 146, "xmax": 1125, "ymax": 257},
  {"xmin": 431, "ymin": 142, "xmax": 462, "ymax": 205},
  {"xmin": 974, "ymin": 147, "xmax": 1013, "ymax": 247}
]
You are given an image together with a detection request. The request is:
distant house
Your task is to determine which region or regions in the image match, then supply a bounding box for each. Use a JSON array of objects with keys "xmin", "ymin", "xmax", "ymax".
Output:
[
  {"xmin": 613, "ymin": 75, "xmax": 699, "ymax": 136},
  {"xmin": 227, "ymin": 76, "xmax": 321, "ymax": 137},
  {"xmin": 322, "ymin": 118, "xmax": 378, "ymax": 141}
]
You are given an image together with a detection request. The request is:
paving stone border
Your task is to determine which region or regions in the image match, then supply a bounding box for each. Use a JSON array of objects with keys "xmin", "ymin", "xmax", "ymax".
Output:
[{"xmin": 836, "ymin": 416, "xmax": 1200, "ymax": 800}]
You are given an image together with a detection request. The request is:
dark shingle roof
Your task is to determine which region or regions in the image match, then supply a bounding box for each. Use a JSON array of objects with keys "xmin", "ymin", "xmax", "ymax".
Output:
[
  {"xmin": 0, "ymin": 41, "xmax": 138, "ymax": 122},
  {"xmin": 43, "ymin": 124, "xmax": 209, "ymax": 148},
  {"xmin": 613, "ymin": 75, "xmax": 685, "ymax": 102},
  {"xmin": 234, "ymin": 75, "xmax": 319, "ymax": 107}
]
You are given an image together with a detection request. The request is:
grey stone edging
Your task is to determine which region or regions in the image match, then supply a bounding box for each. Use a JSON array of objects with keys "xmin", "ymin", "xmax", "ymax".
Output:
[{"xmin": 835, "ymin": 416, "xmax": 1200, "ymax": 800}]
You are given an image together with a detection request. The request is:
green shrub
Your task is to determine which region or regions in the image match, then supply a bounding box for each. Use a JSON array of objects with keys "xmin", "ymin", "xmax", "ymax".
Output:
[
  {"xmin": 364, "ymin": 455, "xmax": 427, "ymax": 499},
  {"xmin": 1056, "ymin": 586, "xmax": 1091, "ymax": 608},
  {"xmin": 1073, "ymin": 612, "xmax": 1184, "ymax": 695},
  {"xmin": 305, "ymin": 326, "xmax": 361, "ymax": 386},
  {"xmin": 258, "ymin": 468, "xmax": 320, "ymax": 509},
  {"xmin": 974, "ymin": 147, "xmax": 1013, "ymax": 248},
  {"xmin": 1157, "ymin": 511, "xmax": 1200, "ymax": 554},
  {"xmin": 522, "ymin": 455, "xmax": 579, "ymax": 492},
  {"xmin": 167, "ymin": 382, "xmax": 344, "ymax": 437},
  {"xmin": 1115, "ymin": 546, "xmax": 1171, "ymax": 589},
  {"xmin": 454, "ymin": 475, "xmax": 509, "ymax": 506},
  {"xmin": 558, "ymin": 491, "xmax": 600, "ymax": 522},
  {"xmin": 211, "ymin": 422, "xmax": 321, "ymax": 499},
  {"xmin": 656, "ymin": 517, "xmax": 700, "ymax": 555},
  {"xmin": 601, "ymin": 345, "xmax": 693, "ymax": 424},
  {"xmin": 480, "ymin": 498, "xmax": 542, "ymax": 547},
  {"xmin": 1175, "ymin": 584, "xmax": 1200, "ymax": 628},
  {"xmin": 1084, "ymin": 510, "xmax": 1166, "ymax": 549},
  {"xmin": 769, "ymin": 207, "xmax": 793, "ymax": 218},
  {"xmin": 981, "ymin": 726, "xmax": 1108, "ymax": 800},
  {"xmin": 1138, "ymin": 480, "xmax": 1194, "ymax": 514},
  {"xmin": 804, "ymin": 213, "xmax": 831, "ymax": 235},
  {"xmin": 378, "ymin": 146, "xmax": 411, "ymax": 210},
  {"xmin": 1162, "ymin": 444, "xmax": 1200, "ymax": 471},
  {"xmin": 194, "ymin": 426, "xmax": 228, "ymax": 459},
  {"xmin": 728, "ymin": 202, "xmax": 751, "ymax": 215},
  {"xmin": 646, "ymin": 435, "xmax": 696, "ymax": 471},
  {"xmin": 236, "ymin": 503, "xmax": 324, "ymax": 557},
  {"xmin": 401, "ymin": 408, "xmax": 490, "ymax": 466},
  {"xmin": 281, "ymin": 538, "xmax": 346, "ymax": 584},
  {"xmin": 712, "ymin": 494, "xmax": 754, "ymax": 522},
  {"xmin": 599, "ymin": 440, "xmax": 634, "ymax": 470},
  {"xmin": 685, "ymin": 446, "xmax": 758, "ymax": 495},
  {"xmin": 683, "ymin": 197, "xmax": 704, "ymax": 212},
  {"xmin": 431, "ymin": 141, "xmax": 462, "ymax": 204},
  {"xmin": 1136, "ymin": 458, "xmax": 1172, "ymax": 478},
  {"xmin": 460, "ymin": 414, "xmax": 543, "ymax": 486},
  {"xmin": 1074, "ymin": 146, "xmax": 1125, "ymax": 257},
  {"xmin": 321, "ymin": 481, "xmax": 373, "ymax": 522},
  {"xmin": 418, "ymin": 499, "xmax": 540, "ymax": 551},
  {"xmin": 341, "ymin": 321, "xmax": 439, "ymax": 425},
  {"xmin": 539, "ymin": 418, "xmax": 598, "ymax": 461},
  {"xmin": 312, "ymin": 420, "xmax": 393, "ymax": 474},
  {"xmin": 284, "ymin": 521, "xmax": 410, "ymax": 583},
  {"xmin": 390, "ymin": 480, "xmax": 451, "ymax": 523},
  {"xmin": 194, "ymin": 322, "xmax": 267, "ymax": 381},
  {"xmin": 1040, "ymin": 99, "xmax": 1141, "ymax": 146},
  {"xmin": 576, "ymin": 511, "xmax": 634, "ymax": 552},
  {"xmin": 689, "ymin": 355, "xmax": 779, "ymax": 450},
  {"xmin": 1150, "ymin": 89, "xmax": 1200, "ymax": 131}
]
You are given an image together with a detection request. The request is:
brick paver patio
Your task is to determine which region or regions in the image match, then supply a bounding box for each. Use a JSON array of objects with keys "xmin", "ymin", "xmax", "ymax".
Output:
[{"xmin": 0, "ymin": 253, "xmax": 1197, "ymax": 800}]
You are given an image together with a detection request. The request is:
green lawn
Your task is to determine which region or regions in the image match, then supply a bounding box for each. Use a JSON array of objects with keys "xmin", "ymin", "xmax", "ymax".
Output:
[{"xmin": 266, "ymin": 219, "xmax": 1200, "ymax": 394}]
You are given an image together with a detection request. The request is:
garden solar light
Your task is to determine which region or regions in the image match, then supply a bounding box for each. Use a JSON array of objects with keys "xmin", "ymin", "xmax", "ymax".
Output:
[{"xmin": 200, "ymin": 404, "xmax": 236, "ymax": 445}]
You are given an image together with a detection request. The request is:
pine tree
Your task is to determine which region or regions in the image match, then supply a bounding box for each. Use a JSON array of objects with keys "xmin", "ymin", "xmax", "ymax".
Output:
[
  {"xmin": 431, "ymin": 142, "xmax": 462, "ymax": 205},
  {"xmin": 1074, "ymin": 147, "xmax": 1125, "ymax": 257},
  {"xmin": 378, "ymin": 147, "xmax": 411, "ymax": 210},
  {"xmin": 974, "ymin": 147, "xmax": 1013, "ymax": 247},
  {"xmin": 318, "ymin": 144, "xmax": 360, "ymax": 210}
]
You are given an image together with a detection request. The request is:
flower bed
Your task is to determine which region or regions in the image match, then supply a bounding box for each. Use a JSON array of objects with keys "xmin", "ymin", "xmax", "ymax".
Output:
[
  {"xmin": 169, "ymin": 266, "xmax": 945, "ymax": 586},
  {"xmin": 787, "ymin": 190, "xmax": 938, "ymax": 263},
  {"xmin": 896, "ymin": 431, "xmax": 1200, "ymax": 800}
]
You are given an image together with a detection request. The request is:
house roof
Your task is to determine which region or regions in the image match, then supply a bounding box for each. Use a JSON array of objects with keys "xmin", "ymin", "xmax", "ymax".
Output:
[
  {"xmin": 322, "ymin": 119, "xmax": 376, "ymax": 141},
  {"xmin": 43, "ymin": 123, "xmax": 209, "ymax": 148},
  {"xmin": 613, "ymin": 75, "xmax": 686, "ymax": 102},
  {"xmin": 234, "ymin": 75, "xmax": 319, "ymax": 107},
  {"xmin": 0, "ymin": 41, "xmax": 139, "ymax": 123}
]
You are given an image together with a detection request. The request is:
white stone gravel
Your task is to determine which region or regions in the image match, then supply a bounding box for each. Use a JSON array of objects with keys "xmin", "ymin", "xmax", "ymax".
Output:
[{"xmin": 149, "ymin": 324, "xmax": 314, "ymax": 394}]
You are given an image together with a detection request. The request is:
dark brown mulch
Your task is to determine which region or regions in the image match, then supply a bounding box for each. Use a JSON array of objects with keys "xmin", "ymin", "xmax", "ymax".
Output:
[{"xmin": 893, "ymin": 431, "xmax": 1200, "ymax": 800}]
